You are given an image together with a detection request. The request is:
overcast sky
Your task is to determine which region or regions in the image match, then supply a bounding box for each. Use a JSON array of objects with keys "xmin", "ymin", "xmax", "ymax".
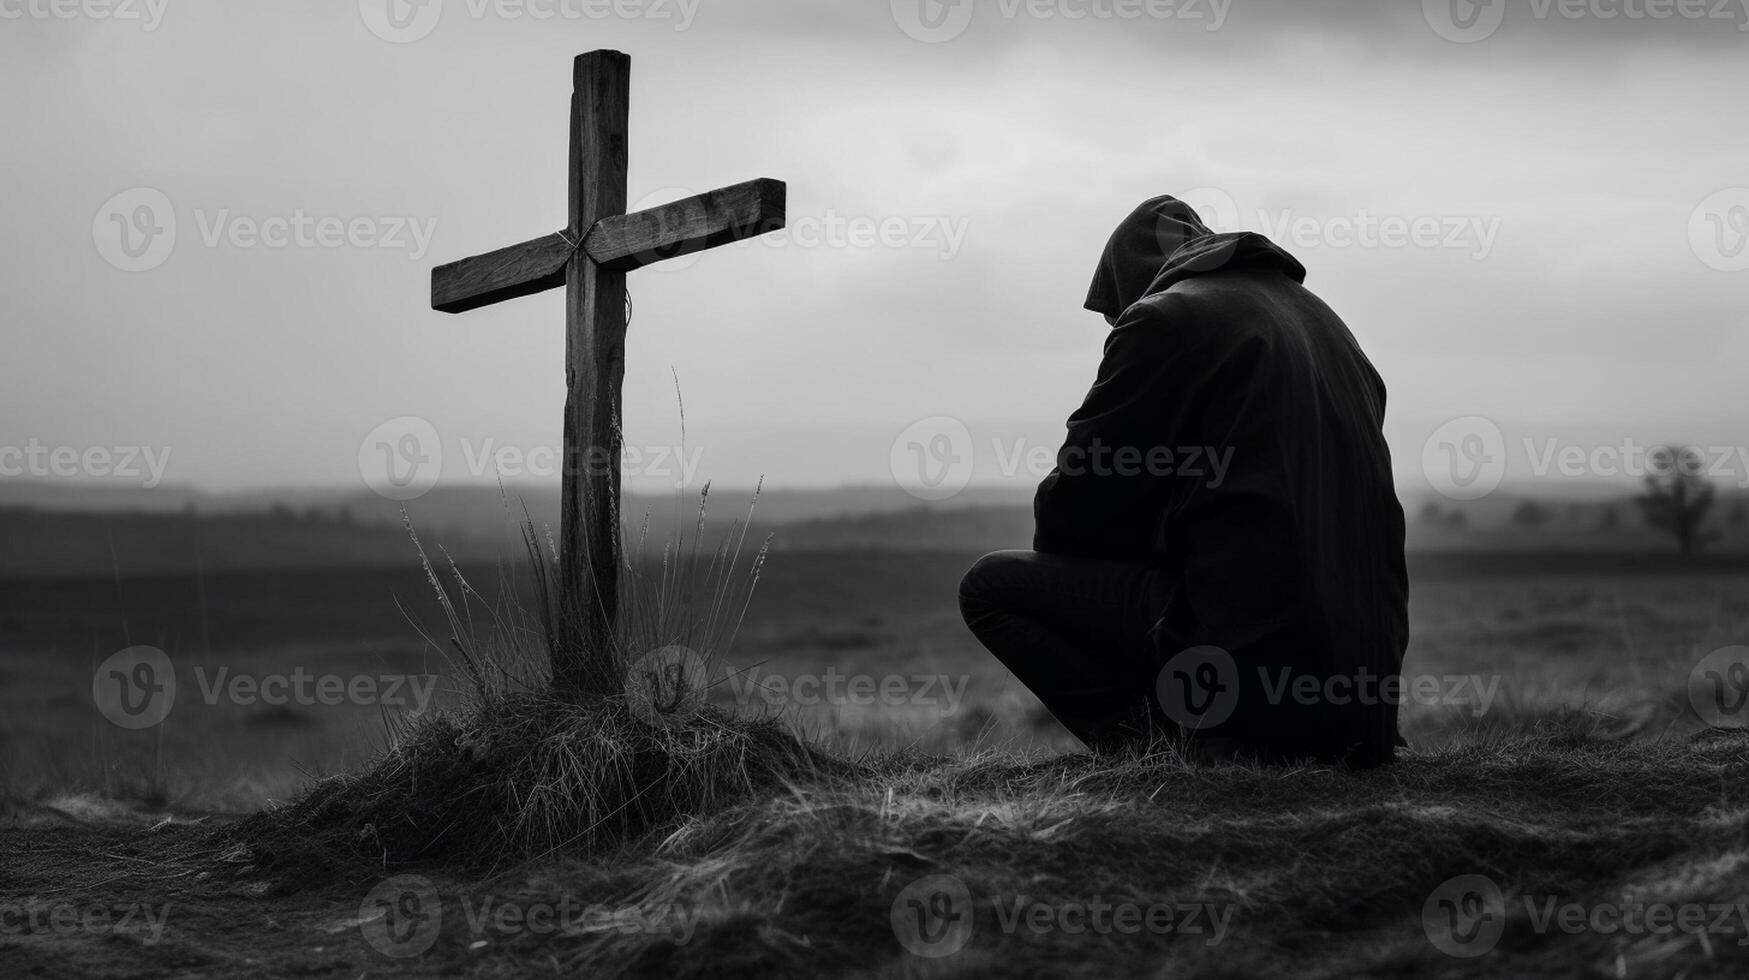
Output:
[{"xmin": 3, "ymin": 0, "xmax": 1746, "ymax": 501}]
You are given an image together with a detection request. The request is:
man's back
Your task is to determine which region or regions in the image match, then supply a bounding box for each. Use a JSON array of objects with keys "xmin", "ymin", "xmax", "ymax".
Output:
[
  {"xmin": 1026, "ymin": 195, "xmax": 1409, "ymax": 764},
  {"xmin": 1145, "ymin": 270, "xmax": 1409, "ymax": 764}
]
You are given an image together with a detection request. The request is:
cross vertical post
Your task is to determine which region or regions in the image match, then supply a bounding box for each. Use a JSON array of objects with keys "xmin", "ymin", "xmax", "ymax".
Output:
[{"xmin": 561, "ymin": 51, "xmax": 629, "ymax": 692}]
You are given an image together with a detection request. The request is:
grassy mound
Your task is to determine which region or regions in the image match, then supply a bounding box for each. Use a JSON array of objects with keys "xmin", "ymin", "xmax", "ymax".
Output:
[
  {"xmin": 237, "ymin": 494, "xmax": 846, "ymax": 884},
  {"xmin": 237, "ymin": 688, "xmax": 845, "ymax": 885}
]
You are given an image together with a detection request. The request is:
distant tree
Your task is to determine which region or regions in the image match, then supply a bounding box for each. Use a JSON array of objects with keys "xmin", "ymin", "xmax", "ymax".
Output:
[
  {"xmin": 1636, "ymin": 445, "xmax": 1718, "ymax": 558},
  {"xmin": 1596, "ymin": 505, "xmax": 1620, "ymax": 531},
  {"xmin": 1512, "ymin": 500, "xmax": 1553, "ymax": 529},
  {"xmin": 1730, "ymin": 502, "xmax": 1748, "ymax": 528},
  {"xmin": 1446, "ymin": 508, "xmax": 1468, "ymax": 529}
]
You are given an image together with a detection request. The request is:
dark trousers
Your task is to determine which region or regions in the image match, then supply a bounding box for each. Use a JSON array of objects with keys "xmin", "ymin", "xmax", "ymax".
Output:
[{"xmin": 958, "ymin": 549, "xmax": 1176, "ymax": 753}]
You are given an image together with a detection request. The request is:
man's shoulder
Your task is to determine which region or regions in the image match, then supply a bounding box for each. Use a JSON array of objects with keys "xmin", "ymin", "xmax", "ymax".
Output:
[
  {"xmin": 1126, "ymin": 272, "xmax": 1327, "ymax": 344},
  {"xmin": 1113, "ymin": 284, "xmax": 1252, "ymax": 350},
  {"xmin": 1114, "ymin": 290, "xmax": 1199, "ymax": 334}
]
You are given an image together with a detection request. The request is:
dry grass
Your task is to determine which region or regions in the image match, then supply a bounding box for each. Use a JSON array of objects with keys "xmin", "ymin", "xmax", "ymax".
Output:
[
  {"xmin": 393, "ymin": 723, "xmax": 1744, "ymax": 979},
  {"xmin": 193, "ymin": 721, "xmax": 1749, "ymax": 979},
  {"xmin": 7, "ymin": 634, "xmax": 1749, "ymax": 978},
  {"xmin": 237, "ymin": 693, "xmax": 842, "ymax": 885}
]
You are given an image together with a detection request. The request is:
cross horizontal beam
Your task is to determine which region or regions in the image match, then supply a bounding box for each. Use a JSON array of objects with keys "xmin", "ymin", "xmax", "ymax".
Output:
[
  {"xmin": 431, "ymin": 177, "xmax": 786, "ymax": 314},
  {"xmin": 431, "ymin": 232, "xmax": 572, "ymax": 314},
  {"xmin": 585, "ymin": 177, "xmax": 786, "ymax": 273}
]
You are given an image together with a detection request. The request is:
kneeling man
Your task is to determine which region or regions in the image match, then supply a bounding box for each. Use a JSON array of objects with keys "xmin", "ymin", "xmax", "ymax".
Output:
[{"xmin": 959, "ymin": 195, "xmax": 1408, "ymax": 767}]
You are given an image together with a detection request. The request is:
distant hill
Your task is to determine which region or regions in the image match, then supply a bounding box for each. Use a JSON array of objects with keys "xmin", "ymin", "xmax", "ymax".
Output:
[
  {"xmin": 2, "ymin": 478, "xmax": 1745, "ymax": 580},
  {"xmin": 0, "ymin": 481, "xmax": 1036, "ymax": 540},
  {"xmin": 0, "ymin": 507, "xmax": 451, "ymax": 580}
]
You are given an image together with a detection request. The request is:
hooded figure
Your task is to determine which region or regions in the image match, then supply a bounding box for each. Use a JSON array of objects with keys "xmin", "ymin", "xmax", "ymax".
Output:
[{"xmin": 960, "ymin": 195, "xmax": 1408, "ymax": 767}]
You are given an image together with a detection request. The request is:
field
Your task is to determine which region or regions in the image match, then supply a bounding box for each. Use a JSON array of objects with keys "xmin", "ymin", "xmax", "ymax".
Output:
[{"xmin": 3, "ymin": 548, "xmax": 1749, "ymax": 977}]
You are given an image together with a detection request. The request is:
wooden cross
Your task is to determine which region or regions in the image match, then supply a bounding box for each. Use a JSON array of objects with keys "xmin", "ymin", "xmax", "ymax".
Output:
[{"xmin": 430, "ymin": 50, "xmax": 786, "ymax": 697}]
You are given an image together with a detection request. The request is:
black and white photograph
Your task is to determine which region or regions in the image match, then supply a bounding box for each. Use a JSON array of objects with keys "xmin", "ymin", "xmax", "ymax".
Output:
[{"xmin": 3, "ymin": 1, "xmax": 1749, "ymax": 976}]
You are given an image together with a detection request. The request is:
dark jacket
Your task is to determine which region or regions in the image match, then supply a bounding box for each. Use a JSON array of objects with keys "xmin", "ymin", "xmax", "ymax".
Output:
[{"xmin": 1035, "ymin": 196, "xmax": 1409, "ymax": 766}]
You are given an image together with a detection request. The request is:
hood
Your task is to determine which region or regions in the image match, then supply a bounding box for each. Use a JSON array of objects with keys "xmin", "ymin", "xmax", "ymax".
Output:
[{"xmin": 1084, "ymin": 195, "xmax": 1308, "ymax": 320}]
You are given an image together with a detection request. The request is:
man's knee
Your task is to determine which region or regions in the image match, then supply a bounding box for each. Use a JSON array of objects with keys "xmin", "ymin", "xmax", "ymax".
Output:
[
  {"xmin": 958, "ymin": 550, "xmax": 1030, "ymax": 621},
  {"xmin": 958, "ymin": 550, "xmax": 1025, "ymax": 598}
]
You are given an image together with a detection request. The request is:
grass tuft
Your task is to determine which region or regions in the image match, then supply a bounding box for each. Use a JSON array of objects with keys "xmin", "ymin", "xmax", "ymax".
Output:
[
  {"xmin": 236, "ymin": 489, "xmax": 839, "ymax": 884},
  {"xmin": 238, "ymin": 691, "xmax": 843, "ymax": 884}
]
